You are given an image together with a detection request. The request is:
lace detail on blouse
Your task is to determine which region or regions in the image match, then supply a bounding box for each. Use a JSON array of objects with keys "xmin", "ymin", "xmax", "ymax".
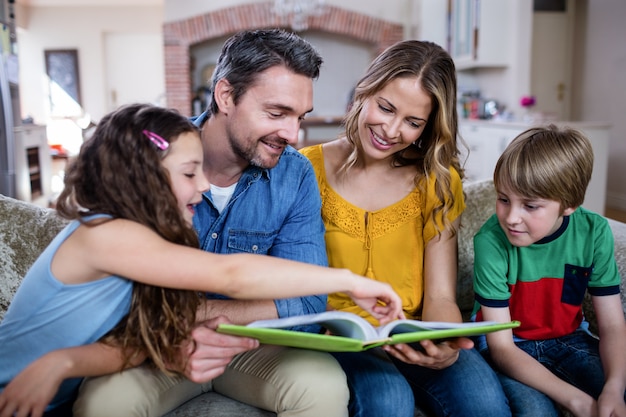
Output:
[
  {"xmin": 321, "ymin": 186, "xmax": 422, "ymax": 242},
  {"xmin": 302, "ymin": 142, "xmax": 424, "ymax": 240}
]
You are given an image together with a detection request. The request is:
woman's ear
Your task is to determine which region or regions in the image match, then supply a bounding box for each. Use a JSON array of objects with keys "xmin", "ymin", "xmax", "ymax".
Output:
[{"xmin": 213, "ymin": 78, "xmax": 234, "ymax": 115}]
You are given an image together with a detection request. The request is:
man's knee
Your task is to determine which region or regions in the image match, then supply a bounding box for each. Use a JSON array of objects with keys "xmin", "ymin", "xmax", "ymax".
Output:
[
  {"xmin": 271, "ymin": 349, "xmax": 349, "ymax": 412},
  {"xmin": 73, "ymin": 366, "xmax": 205, "ymax": 417},
  {"xmin": 215, "ymin": 346, "xmax": 349, "ymax": 416}
]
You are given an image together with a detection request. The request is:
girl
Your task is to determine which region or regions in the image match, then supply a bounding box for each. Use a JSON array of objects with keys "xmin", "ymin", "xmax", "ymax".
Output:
[
  {"xmin": 300, "ymin": 40, "xmax": 510, "ymax": 417},
  {"xmin": 0, "ymin": 103, "xmax": 402, "ymax": 417}
]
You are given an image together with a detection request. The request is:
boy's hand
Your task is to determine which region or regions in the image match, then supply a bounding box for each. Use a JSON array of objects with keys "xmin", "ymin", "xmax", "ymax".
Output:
[{"xmin": 597, "ymin": 386, "xmax": 626, "ymax": 417}]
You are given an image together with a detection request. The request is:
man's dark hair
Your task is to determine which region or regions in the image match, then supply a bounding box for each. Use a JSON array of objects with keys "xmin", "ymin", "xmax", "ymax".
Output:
[{"xmin": 208, "ymin": 28, "xmax": 323, "ymax": 114}]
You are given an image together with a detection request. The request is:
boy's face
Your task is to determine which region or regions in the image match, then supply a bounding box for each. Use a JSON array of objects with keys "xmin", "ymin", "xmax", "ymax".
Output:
[{"xmin": 495, "ymin": 183, "xmax": 575, "ymax": 247}]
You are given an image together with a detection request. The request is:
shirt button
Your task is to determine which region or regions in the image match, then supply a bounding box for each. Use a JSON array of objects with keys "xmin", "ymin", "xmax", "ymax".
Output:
[
  {"xmin": 211, "ymin": 233, "xmax": 218, "ymax": 239},
  {"xmin": 252, "ymin": 245, "xmax": 258, "ymax": 252}
]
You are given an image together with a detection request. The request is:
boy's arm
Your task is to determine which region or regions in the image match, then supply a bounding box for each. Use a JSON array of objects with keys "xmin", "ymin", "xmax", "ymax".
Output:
[
  {"xmin": 482, "ymin": 305, "xmax": 596, "ymax": 417},
  {"xmin": 0, "ymin": 343, "xmax": 144, "ymax": 417},
  {"xmin": 592, "ymin": 294, "xmax": 626, "ymax": 416}
]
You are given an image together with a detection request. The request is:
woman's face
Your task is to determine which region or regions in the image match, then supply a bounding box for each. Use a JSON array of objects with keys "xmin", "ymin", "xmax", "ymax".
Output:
[{"xmin": 357, "ymin": 76, "xmax": 432, "ymax": 159}]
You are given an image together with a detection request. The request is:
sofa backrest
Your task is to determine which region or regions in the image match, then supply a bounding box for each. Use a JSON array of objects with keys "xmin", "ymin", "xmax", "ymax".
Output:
[
  {"xmin": 3, "ymin": 180, "xmax": 621, "ymax": 327},
  {"xmin": 456, "ymin": 180, "xmax": 497, "ymax": 317},
  {"xmin": 0, "ymin": 194, "xmax": 68, "ymax": 319}
]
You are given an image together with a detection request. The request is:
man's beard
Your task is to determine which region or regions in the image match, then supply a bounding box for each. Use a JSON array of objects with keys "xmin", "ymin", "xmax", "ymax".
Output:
[{"xmin": 230, "ymin": 134, "xmax": 285, "ymax": 169}]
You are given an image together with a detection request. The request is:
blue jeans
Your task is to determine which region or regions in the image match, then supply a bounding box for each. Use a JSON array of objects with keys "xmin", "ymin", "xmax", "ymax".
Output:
[
  {"xmin": 483, "ymin": 329, "xmax": 626, "ymax": 417},
  {"xmin": 392, "ymin": 348, "xmax": 511, "ymax": 417},
  {"xmin": 332, "ymin": 348, "xmax": 415, "ymax": 417}
]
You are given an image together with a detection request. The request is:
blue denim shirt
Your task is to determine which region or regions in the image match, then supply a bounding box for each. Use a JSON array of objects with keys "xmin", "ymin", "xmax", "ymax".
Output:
[{"xmin": 191, "ymin": 112, "xmax": 328, "ymax": 332}]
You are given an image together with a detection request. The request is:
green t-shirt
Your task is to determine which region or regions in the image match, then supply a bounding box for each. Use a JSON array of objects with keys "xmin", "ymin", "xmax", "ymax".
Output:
[{"xmin": 473, "ymin": 207, "xmax": 620, "ymax": 340}]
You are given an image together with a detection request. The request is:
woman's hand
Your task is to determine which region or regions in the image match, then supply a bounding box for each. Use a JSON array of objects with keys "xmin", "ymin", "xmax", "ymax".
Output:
[
  {"xmin": 345, "ymin": 276, "xmax": 404, "ymax": 324},
  {"xmin": 383, "ymin": 337, "xmax": 474, "ymax": 369}
]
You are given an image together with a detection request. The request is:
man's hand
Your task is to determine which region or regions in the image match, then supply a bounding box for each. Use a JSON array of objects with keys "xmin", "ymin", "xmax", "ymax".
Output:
[{"xmin": 174, "ymin": 316, "xmax": 259, "ymax": 383}]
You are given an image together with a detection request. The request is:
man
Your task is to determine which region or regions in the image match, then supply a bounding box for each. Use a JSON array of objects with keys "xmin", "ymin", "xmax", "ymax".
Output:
[{"xmin": 73, "ymin": 29, "xmax": 350, "ymax": 417}]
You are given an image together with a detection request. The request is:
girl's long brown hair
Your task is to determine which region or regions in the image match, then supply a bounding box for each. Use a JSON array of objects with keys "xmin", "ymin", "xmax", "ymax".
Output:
[
  {"xmin": 342, "ymin": 40, "xmax": 465, "ymax": 234},
  {"xmin": 55, "ymin": 103, "xmax": 201, "ymax": 372}
]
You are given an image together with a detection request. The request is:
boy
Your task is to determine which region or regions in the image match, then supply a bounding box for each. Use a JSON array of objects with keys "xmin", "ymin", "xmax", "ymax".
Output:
[{"xmin": 473, "ymin": 124, "xmax": 626, "ymax": 417}]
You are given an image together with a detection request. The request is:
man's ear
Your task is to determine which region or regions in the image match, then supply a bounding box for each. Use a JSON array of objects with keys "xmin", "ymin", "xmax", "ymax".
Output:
[
  {"xmin": 562, "ymin": 206, "xmax": 577, "ymax": 216},
  {"xmin": 213, "ymin": 78, "xmax": 234, "ymax": 114}
]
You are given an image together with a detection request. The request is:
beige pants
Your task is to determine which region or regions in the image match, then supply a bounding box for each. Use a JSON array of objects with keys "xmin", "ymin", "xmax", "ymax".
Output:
[{"xmin": 73, "ymin": 345, "xmax": 349, "ymax": 417}]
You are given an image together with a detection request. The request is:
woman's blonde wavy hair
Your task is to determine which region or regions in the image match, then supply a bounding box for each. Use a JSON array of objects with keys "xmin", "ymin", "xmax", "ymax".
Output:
[
  {"xmin": 55, "ymin": 103, "xmax": 202, "ymax": 373},
  {"xmin": 341, "ymin": 40, "xmax": 465, "ymax": 234}
]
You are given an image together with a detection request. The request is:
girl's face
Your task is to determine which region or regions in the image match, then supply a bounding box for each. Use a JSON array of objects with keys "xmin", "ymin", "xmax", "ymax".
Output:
[
  {"xmin": 495, "ymin": 183, "xmax": 575, "ymax": 247},
  {"xmin": 161, "ymin": 131, "xmax": 209, "ymax": 225},
  {"xmin": 357, "ymin": 76, "xmax": 432, "ymax": 159}
]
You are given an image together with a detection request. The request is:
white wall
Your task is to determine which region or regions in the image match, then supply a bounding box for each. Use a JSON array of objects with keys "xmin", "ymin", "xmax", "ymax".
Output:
[
  {"xmin": 578, "ymin": 0, "xmax": 626, "ymax": 210},
  {"xmin": 16, "ymin": 4, "xmax": 163, "ymax": 124},
  {"xmin": 13, "ymin": 0, "xmax": 626, "ymax": 210}
]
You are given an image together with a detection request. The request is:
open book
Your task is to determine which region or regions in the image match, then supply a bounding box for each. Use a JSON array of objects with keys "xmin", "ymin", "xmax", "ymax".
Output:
[{"xmin": 217, "ymin": 311, "xmax": 520, "ymax": 352}]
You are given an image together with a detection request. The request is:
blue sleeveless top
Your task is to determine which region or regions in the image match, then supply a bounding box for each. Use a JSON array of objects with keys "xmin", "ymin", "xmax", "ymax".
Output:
[{"xmin": 0, "ymin": 216, "xmax": 133, "ymax": 409}]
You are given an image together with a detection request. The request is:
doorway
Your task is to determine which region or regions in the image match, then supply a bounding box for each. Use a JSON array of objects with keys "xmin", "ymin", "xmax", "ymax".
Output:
[{"xmin": 530, "ymin": 0, "xmax": 575, "ymax": 121}]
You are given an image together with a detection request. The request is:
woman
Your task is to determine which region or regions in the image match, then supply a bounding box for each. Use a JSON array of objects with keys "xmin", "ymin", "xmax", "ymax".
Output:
[{"xmin": 300, "ymin": 40, "xmax": 511, "ymax": 417}]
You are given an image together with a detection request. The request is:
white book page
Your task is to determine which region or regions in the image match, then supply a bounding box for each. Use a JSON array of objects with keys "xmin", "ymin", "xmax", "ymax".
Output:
[
  {"xmin": 246, "ymin": 311, "xmax": 379, "ymax": 341},
  {"xmin": 377, "ymin": 319, "xmax": 500, "ymax": 337}
]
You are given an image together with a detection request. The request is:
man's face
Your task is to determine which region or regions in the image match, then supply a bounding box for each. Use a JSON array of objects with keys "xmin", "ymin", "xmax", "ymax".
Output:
[{"xmin": 224, "ymin": 65, "xmax": 314, "ymax": 169}]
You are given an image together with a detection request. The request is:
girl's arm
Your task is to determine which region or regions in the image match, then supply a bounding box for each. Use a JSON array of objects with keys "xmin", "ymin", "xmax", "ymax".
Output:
[
  {"xmin": 384, "ymin": 217, "xmax": 473, "ymax": 366},
  {"xmin": 592, "ymin": 294, "xmax": 626, "ymax": 417},
  {"xmin": 69, "ymin": 219, "xmax": 402, "ymax": 323},
  {"xmin": 0, "ymin": 317, "xmax": 259, "ymax": 417},
  {"xmin": 0, "ymin": 343, "xmax": 144, "ymax": 417},
  {"xmin": 482, "ymin": 305, "xmax": 596, "ymax": 417}
]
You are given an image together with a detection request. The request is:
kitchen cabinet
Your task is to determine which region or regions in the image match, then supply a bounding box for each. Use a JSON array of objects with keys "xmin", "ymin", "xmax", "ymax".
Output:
[
  {"xmin": 459, "ymin": 121, "xmax": 610, "ymax": 215},
  {"xmin": 448, "ymin": 0, "xmax": 511, "ymax": 70},
  {"xmin": 459, "ymin": 124, "xmax": 514, "ymax": 181}
]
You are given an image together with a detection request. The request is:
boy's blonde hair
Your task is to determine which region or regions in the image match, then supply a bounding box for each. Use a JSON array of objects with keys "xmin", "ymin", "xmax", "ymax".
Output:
[{"xmin": 494, "ymin": 124, "xmax": 593, "ymax": 210}]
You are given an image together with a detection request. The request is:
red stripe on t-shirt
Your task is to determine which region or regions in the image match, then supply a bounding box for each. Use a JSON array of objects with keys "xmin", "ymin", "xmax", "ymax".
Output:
[{"xmin": 508, "ymin": 277, "xmax": 582, "ymax": 340}]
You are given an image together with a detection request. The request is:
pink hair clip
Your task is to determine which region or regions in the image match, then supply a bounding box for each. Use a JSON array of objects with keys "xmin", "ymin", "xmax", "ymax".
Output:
[{"xmin": 142, "ymin": 130, "xmax": 169, "ymax": 150}]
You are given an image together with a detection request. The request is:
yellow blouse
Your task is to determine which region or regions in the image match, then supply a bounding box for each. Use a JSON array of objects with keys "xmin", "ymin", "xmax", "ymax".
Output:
[{"xmin": 301, "ymin": 144, "xmax": 465, "ymax": 324}]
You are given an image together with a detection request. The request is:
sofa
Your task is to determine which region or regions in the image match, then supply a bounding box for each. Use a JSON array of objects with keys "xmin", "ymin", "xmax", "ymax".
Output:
[{"xmin": 1, "ymin": 179, "xmax": 625, "ymax": 416}]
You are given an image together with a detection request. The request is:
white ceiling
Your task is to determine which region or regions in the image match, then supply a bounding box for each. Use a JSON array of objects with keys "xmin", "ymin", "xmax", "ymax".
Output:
[{"xmin": 16, "ymin": 0, "xmax": 162, "ymax": 6}]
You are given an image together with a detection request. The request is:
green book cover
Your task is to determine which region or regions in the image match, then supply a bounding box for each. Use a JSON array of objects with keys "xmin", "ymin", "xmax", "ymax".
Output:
[{"xmin": 217, "ymin": 311, "xmax": 520, "ymax": 352}]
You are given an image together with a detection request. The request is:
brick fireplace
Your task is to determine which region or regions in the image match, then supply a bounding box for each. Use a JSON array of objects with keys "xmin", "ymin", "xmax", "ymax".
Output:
[{"xmin": 162, "ymin": 2, "xmax": 404, "ymax": 114}]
